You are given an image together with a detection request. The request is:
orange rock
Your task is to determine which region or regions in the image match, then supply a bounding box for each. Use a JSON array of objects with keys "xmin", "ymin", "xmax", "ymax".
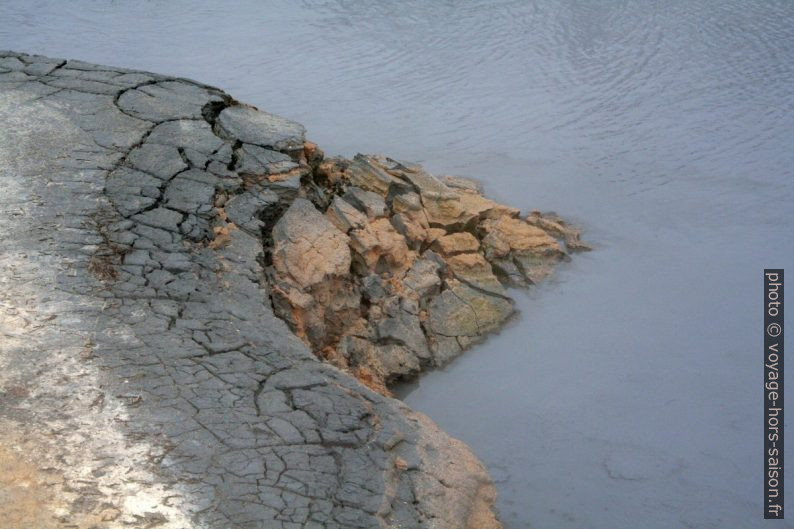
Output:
[
  {"xmin": 431, "ymin": 232, "xmax": 480, "ymax": 256},
  {"xmin": 349, "ymin": 218, "xmax": 413, "ymax": 271},
  {"xmin": 526, "ymin": 210, "xmax": 591, "ymax": 252},
  {"xmin": 480, "ymin": 215, "xmax": 561, "ymax": 255},
  {"xmin": 272, "ymin": 199, "xmax": 352, "ymax": 289}
]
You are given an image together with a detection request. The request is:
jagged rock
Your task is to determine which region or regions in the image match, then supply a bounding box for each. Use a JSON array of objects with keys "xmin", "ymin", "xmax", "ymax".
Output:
[
  {"xmin": 442, "ymin": 174, "xmax": 485, "ymax": 194},
  {"xmin": 223, "ymin": 189, "xmax": 279, "ymax": 234},
  {"xmin": 117, "ymin": 81, "xmax": 224, "ymax": 121},
  {"xmin": 344, "ymin": 187, "xmax": 388, "ymax": 219},
  {"xmin": 526, "ymin": 210, "xmax": 591, "ymax": 252},
  {"xmin": 258, "ymin": 169, "xmax": 304, "ymax": 201},
  {"xmin": 426, "ymin": 279, "xmax": 514, "ymax": 341},
  {"xmin": 390, "ymin": 212, "xmax": 428, "ymax": 249},
  {"xmin": 431, "ymin": 231, "xmax": 481, "ymax": 256},
  {"xmin": 429, "ymin": 335, "xmax": 464, "ymax": 365},
  {"xmin": 402, "ymin": 257, "xmax": 443, "ymax": 299},
  {"xmin": 271, "ymin": 198, "xmax": 351, "ymax": 289},
  {"xmin": 358, "ymin": 274, "xmax": 385, "ymax": 301},
  {"xmin": 326, "ymin": 195, "xmax": 368, "ymax": 233},
  {"xmin": 217, "ymin": 104, "xmax": 306, "ymax": 153},
  {"xmin": 446, "ymin": 252, "xmax": 507, "ymax": 297},
  {"xmin": 391, "ymin": 190, "xmax": 424, "ymax": 215},
  {"xmin": 235, "ymin": 143, "xmax": 298, "ymax": 175},
  {"xmin": 346, "ymin": 154, "xmax": 400, "ymax": 196},
  {"xmin": 480, "ymin": 215, "xmax": 565, "ymax": 283},
  {"xmin": 348, "ymin": 218, "xmax": 413, "ymax": 272},
  {"xmin": 262, "ymin": 152, "xmax": 579, "ymax": 391},
  {"xmin": 374, "ymin": 343, "xmax": 422, "ymax": 380},
  {"xmin": 377, "ymin": 311, "xmax": 432, "ymax": 364}
]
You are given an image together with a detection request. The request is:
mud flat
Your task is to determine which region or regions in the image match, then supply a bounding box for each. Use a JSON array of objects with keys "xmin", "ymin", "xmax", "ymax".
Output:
[{"xmin": 0, "ymin": 51, "xmax": 583, "ymax": 528}]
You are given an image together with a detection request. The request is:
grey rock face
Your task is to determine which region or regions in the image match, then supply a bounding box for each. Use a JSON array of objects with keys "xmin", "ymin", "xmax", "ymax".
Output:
[
  {"xmin": 117, "ymin": 80, "xmax": 225, "ymax": 121},
  {"xmin": 0, "ymin": 51, "xmax": 501, "ymax": 529},
  {"xmin": 128, "ymin": 143, "xmax": 188, "ymax": 179},
  {"xmin": 217, "ymin": 104, "xmax": 306, "ymax": 152},
  {"xmin": 147, "ymin": 119, "xmax": 225, "ymax": 153},
  {"xmin": 236, "ymin": 143, "xmax": 298, "ymax": 175}
]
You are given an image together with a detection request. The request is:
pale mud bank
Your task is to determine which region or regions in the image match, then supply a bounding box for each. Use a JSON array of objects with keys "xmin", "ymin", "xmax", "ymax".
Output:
[{"xmin": 0, "ymin": 51, "xmax": 583, "ymax": 529}]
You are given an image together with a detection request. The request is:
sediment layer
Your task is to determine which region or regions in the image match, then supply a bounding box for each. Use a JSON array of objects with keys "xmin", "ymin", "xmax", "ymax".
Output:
[{"xmin": 0, "ymin": 51, "xmax": 584, "ymax": 529}]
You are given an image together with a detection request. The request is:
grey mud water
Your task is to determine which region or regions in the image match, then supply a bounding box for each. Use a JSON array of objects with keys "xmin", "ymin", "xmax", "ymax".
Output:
[{"xmin": 0, "ymin": 51, "xmax": 583, "ymax": 528}]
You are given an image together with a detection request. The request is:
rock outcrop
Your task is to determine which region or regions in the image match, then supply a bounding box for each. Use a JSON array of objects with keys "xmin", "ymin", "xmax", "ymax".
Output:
[
  {"xmin": 0, "ymin": 51, "xmax": 585, "ymax": 529},
  {"xmin": 261, "ymin": 154, "xmax": 587, "ymax": 393}
]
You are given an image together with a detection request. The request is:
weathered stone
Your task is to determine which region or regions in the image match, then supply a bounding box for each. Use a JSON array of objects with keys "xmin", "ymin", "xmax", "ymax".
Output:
[
  {"xmin": 132, "ymin": 207, "xmax": 183, "ymax": 232},
  {"xmin": 0, "ymin": 56, "xmax": 25, "ymax": 71},
  {"xmin": 377, "ymin": 311, "xmax": 431, "ymax": 364},
  {"xmin": 259, "ymin": 170, "xmax": 303, "ymax": 201},
  {"xmin": 389, "ymin": 212, "xmax": 427, "ymax": 248},
  {"xmin": 181, "ymin": 147, "xmax": 209, "ymax": 167},
  {"xmin": 480, "ymin": 214, "xmax": 565, "ymax": 283},
  {"xmin": 272, "ymin": 199, "xmax": 351, "ymax": 289},
  {"xmin": 429, "ymin": 335, "xmax": 463, "ymax": 366},
  {"xmin": 441, "ymin": 174, "xmax": 485, "ymax": 194},
  {"xmin": 217, "ymin": 105, "xmax": 305, "ymax": 152},
  {"xmin": 326, "ymin": 196, "xmax": 368, "ymax": 233},
  {"xmin": 391, "ymin": 190, "xmax": 424, "ymax": 215},
  {"xmin": 127, "ymin": 143, "xmax": 188, "ymax": 180},
  {"xmin": 343, "ymin": 187, "xmax": 388, "ymax": 219},
  {"xmin": 117, "ymin": 80, "xmax": 223, "ymax": 121},
  {"xmin": 346, "ymin": 154, "xmax": 400, "ymax": 196},
  {"xmin": 427, "ymin": 279, "xmax": 514, "ymax": 339},
  {"xmin": 146, "ymin": 119, "xmax": 225, "ymax": 153},
  {"xmin": 65, "ymin": 97, "xmax": 152, "ymax": 149},
  {"xmin": 446, "ymin": 252, "xmax": 507, "ymax": 297},
  {"xmin": 223, "ymin": 189, "xmax": 279, "ymax": 234},
  {"xmin": 105, "ymin": 167, "xmax": 162, "ymax": 216},
  {"xmin": 526, "ymin": 210, "xmax": 591, "ymax": 252},
  {"xmin": 402, "ymin": 257, "xmax": 442, "ymax": 299},
  {"xmin": 373, "ymin": 343, "xmax": 421, "ymax": 380},
  {"xmin": 348, "ymin": 218, "xmax": 412, "ymax": 272},
  {"xmin": 45, "ymin": 76, "xmax": 120, "ymax": 94},
  {"xmin": 235, "ymin": 143, "xmax": 298, "ymax": 175},
  {"xmin": 163, "ymin": 171, "xmax": 217, "ymax": 215},
  {"xmin": 23, "ymin": 61, "xmax": 61, "ymax": 76},
  {"xmin": 0, "ymin": 70, "xmax": 32, "ymax": 82},
  {"xmin": 431, "ymin": 231, "xmax": 480, "ymax": 256},
  {"xmin": 360, "ymin": 273, "xmax": 388, "ymax": 301},
  {"xmin": 50, "ymin": 67, "xmax": 119, "ymax": 83},
  {"xmin": 484, "ymin": 255, "xmax": 519, "ymax": 284}
]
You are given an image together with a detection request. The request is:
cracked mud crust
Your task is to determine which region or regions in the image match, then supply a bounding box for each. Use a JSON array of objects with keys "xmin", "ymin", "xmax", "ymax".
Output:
[{"xmin": 0, "ymin": 51, "xmax": 585, "ymax": 529}]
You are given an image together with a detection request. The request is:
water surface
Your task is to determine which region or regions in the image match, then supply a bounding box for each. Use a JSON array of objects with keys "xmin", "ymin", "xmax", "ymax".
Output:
[{"xmin": 2, "ymin": 2, "xmax": 792, "ymax": 527}]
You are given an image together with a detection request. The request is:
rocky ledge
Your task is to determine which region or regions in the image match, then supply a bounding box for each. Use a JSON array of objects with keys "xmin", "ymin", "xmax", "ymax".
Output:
[
  {"xmin": 264, "ymin": 154, "xmax": 586, "ymax": 394},
  {"xmin": 0, "ymin": 51, "xmax": 585, "ymax": 529}
]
